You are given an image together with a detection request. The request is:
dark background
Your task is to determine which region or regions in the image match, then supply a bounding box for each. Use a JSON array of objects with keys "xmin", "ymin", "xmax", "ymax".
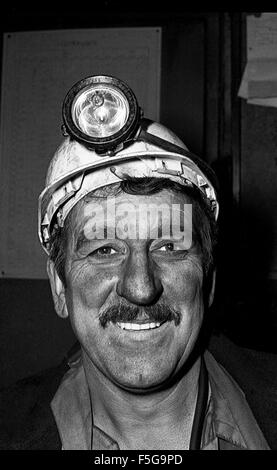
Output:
[{"xmin": 0, "ymin": 6, "xmax": 276, "ymax": 397}]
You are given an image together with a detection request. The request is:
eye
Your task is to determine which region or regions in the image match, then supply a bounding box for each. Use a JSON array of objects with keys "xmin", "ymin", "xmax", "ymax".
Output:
[
  {"xmin": 89, "ymin": 246, "xmax": 118, "ymax": 257},
  {"xmin": 158, "ymin": 242, "xmax": 187, "ymax": 252},
  {"xmin": 158, "ymin": 242, "xmax": 175, "ymax": 252},
  {"xmin": 151, "ymin": 241, "xmax": 189, "ymax": 258}
]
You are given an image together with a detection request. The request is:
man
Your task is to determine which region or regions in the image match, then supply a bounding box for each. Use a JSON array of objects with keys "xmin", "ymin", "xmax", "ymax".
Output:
[{"xmin": 0, "ymin": 75, "xmax": 270, "ymax": 450}]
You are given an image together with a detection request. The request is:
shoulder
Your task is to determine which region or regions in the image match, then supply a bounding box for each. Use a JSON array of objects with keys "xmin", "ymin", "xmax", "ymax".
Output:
[
  {"xmin": 0, "ymin": 361, "xmax": 68, "ymax": 450},
  {"xmin": 208, "ymin": 333, "xmax": 277, "ymax": 449}
]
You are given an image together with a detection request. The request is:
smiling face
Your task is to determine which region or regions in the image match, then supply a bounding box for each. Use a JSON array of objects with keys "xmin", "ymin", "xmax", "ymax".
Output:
[{"xmin": 49, "ymin": 188, "xmax": 209, "ymax": 392}]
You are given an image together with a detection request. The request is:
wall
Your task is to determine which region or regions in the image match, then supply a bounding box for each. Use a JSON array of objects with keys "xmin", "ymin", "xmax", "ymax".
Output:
[{"xmin": 211, "ymin": 13, "xmax": 277, "ymax": 352}]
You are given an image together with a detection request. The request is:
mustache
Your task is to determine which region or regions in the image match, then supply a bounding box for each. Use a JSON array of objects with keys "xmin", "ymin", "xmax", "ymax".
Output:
[{"xmin": 99, "ymin": 299, "xmax": 181, "ymax": 328}]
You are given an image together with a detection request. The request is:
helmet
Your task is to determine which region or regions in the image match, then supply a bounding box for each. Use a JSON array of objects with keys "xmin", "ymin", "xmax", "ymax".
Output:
[{"xmin": 38, "ymin": 75, "xmax": 219, "ymax": 254}]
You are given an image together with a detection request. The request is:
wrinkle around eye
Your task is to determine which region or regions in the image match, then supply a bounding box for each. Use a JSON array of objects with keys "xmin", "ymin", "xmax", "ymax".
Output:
[
  {"xmin": 74, "ymin": 237, "xmax": 126, "ymax": 256},
  {"xmin": 73, "ymin": 242, "xmax": 128, "ymax": 269},
  {"xmin": 149, "ymin": 240, "xmax": 190, "ymax": 259},
  {"xmin": 88, "ymin": 246, "xmax": 121, "ymax": 258}
]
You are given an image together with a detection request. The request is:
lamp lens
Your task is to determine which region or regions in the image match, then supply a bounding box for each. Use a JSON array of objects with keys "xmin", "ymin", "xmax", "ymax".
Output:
[{"xmin": 72, "ymin": 85, "xmax": 129, "ymax": 138}]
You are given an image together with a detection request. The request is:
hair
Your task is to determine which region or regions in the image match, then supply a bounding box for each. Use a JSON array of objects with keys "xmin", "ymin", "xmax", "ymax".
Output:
[{"xmin": 49, "ymin": 177, "xmax": 218, "ymax": 287}]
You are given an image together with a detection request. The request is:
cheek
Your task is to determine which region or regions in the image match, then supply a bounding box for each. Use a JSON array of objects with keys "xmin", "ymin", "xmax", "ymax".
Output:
[
  {"xmin": 163, "ymin": 260, "xmax": 204, "ymax": 309},
  {"xmin": 170, "ymin": 266, "xmax": 204, "ymax": 367},
  {"xmin": 64, "ymin": 265, "xmax": 115, "ymax": 351},
  {"xmin": 65, "ymin": 262, "xmax": 117, "ymax": 312}
]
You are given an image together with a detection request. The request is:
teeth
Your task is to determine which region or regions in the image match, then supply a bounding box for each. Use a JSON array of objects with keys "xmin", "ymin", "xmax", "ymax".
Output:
[{"xmin": 116, "ymin": 322, "xmax": 161, "ymax": 331}]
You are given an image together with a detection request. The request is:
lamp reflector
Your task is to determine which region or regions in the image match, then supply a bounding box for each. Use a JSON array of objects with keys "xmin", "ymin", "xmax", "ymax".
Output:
[{"xmin": 72, "ymin": 85, "xmax": 129, "ymax": 138}]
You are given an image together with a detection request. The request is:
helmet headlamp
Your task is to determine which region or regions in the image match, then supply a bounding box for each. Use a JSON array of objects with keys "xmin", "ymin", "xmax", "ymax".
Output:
[{"xmin": 62, "ymin": 75, "xmax": 141, "ymax": 153}]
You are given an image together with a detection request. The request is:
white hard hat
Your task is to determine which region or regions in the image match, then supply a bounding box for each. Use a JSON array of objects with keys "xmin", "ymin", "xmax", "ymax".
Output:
[{"xmin": 38, "ymin": 75, "xmax": 219, "ymax": 254}]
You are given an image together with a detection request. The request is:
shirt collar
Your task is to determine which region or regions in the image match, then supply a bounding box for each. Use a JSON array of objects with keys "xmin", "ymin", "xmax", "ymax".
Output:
[
  {"xmin": 202, "ymin": 351, "xmax": 269, "ymax": 450},
  {"xmin": 51, "ymin": 357, "xmax": 119, "ymax": 450},
  {"xmin": 51, "ymin": 352, "xmax": 268, "ymax": 450}
]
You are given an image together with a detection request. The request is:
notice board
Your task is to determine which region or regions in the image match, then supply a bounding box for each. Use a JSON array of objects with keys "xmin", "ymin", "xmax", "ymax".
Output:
[{"xmin": 0, "ymin": 27, "xmax": 161, "ymax": 278}]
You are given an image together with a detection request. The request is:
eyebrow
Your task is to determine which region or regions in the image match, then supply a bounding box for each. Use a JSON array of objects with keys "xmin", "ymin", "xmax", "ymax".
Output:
[{"xmin": 75, "ymin": 226, "xmax": 114, "ymax": 251}]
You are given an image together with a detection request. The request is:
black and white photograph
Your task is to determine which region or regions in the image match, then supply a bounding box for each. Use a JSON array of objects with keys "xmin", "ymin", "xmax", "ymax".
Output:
[{"xmin": 0, "ymin": 6, "xmax": 276, "ymax": 454}]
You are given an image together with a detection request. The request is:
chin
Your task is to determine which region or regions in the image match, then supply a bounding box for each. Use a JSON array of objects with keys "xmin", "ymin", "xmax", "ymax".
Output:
[
  {"xmin": 110, "ymin": 343, "xmax": 199, "ymax": 393},
  {"xmin": 109, "ymin": 362, "xmax": 177, "ymax": 393}
]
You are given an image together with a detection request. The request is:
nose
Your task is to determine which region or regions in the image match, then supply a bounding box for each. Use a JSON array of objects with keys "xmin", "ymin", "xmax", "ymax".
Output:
[{"xmin": 116, "ymin": 248, "xmax": 163, "ymax": 305}]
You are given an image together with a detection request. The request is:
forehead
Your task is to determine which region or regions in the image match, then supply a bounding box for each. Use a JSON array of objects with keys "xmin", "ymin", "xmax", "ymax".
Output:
[{"xmin": 69, "ymin": 188, "xmax": 192, "ymax": 232}]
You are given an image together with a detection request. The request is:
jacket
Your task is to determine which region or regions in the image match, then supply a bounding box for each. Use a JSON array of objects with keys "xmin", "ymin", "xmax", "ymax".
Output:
[{"xmin": 0, "ymin": 337, "xmax": 270, "ymax": 450}]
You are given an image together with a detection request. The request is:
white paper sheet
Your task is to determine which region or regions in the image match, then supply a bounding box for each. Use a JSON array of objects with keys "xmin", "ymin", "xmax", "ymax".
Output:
[{"xmin": 238, "ymin": 13, "xmax": 277, "ymax": 107}]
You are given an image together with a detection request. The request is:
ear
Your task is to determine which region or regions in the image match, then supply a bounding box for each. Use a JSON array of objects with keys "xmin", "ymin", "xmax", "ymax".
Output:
[
  {"xmin": 47, "ymin": 259, "xmax": 68, "ymax": 319},
  {"xmin": 208, "ymin": 269, "xmax": 217, "ymax": 307}
]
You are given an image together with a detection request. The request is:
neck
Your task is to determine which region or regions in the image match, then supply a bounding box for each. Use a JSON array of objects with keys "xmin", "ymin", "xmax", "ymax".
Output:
[{"xmin": 82, "ymin": 351, "xmax": 201, "ymax": 450}]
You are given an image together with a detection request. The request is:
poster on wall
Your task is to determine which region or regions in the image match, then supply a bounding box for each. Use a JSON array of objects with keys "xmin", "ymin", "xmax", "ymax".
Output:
[
  {"xmin": 238, "ymin": 12, "xmax": 277, "ymax": 107},
  {"xmin": 0, "ymin": 27, "xmax": 161, "ymax": 278}
]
